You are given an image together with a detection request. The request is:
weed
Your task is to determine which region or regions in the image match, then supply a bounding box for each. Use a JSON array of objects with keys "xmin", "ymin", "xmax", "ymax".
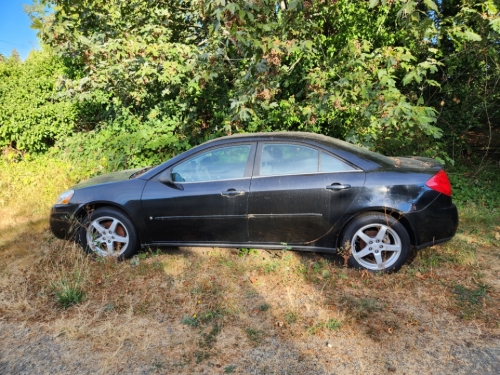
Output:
[
  {"xmin": 358, "ymin": 298, "xmax": 380, "ymax": 313},
  {"xmin": 182, "ymin": 315, "xmax": 199, "ymax": 327},
  {"xmin": 244, "ymin": 328, "xmax": 265, "ymax": 344},
  {"xmin": 194, "ymin": 350, "xmax": 210, "ymax": 364},
  {"xmin": 280, "ymin": 242, "xmax": 292, "ymax": 251},
  {"xmin": 339, "ymin": 296, "xmax": 381, "ymax": 319},
  {"xmin": 152, "ymin": 359, "xmax": 163, "ymax": 369},
  {"xmin": 102, "ymin": 303, "xmax": 114, "ymax": 312},
  {"xmin": 199, "ymin": 307, "xmax": 226, "ymax": 324},
  {"xmin": 449, "ymin": 163, "xmax": 500, "ymax": 209},
  {"xmin": 452, "ymin": 283, "xmax": 489, "ymax": 319},
  {"xmin": 262, "ymin": 260, "xmax": 279, "ymax": 273},
  {"xmin": 324, "ymin": 318, "xmax": 342, "ymax": 330},
  {"xmin": 308, "ymin": 318, "xmax": 342, "ymax": 334},
  {"xmin": 338, "ymin": 272, "xmax": 349, "ymax": 280},
  {"xmin": 285, "ymin": 311, "xmax": 299, "ymax": 324},
  {"xmin": 238, "ymin": 248, "xmax": 258, "ymax": 257},
  {"xmin": 199, "ymin": 323, "xmax": 220, "ymax": 349},
  {"xmin": 53, "ymin": 281, "xmax": 85, "ymax": 309},
  {"xmin": 258, "ymin": 303, "xmax": 270, "ymax": 311},
  {"xmin": 224, "ymin": 365, "xmax": 237, "ymax": 374}
]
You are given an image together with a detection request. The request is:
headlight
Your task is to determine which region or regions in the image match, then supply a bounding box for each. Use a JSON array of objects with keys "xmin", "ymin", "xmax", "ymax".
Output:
[{"xmin": 55, "ymin": 190, "xmax": 74, "ymax": 205}]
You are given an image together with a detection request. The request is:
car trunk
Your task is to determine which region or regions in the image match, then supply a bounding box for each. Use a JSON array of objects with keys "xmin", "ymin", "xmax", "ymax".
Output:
[{"xmin": 390, "ymin": 156, "xmax": 443, "ymax": 171}]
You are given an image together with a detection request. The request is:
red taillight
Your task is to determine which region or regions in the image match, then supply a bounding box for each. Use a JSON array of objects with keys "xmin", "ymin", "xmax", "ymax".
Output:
[{"xmin": 426, "ymin": 170, "xmax": 452, "ymax": 196}]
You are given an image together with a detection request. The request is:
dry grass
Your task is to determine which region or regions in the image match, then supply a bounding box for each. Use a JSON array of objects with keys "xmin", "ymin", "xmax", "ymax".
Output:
[{"xmin": 1, "ymin": 158, "xmax": 500, "ymax": 374}]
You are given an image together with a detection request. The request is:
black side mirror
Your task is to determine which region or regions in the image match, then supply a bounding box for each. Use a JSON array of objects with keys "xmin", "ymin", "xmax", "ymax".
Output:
[{"xmin": 159, "ymin": 169, "xmax": 184, "ymax": 189}]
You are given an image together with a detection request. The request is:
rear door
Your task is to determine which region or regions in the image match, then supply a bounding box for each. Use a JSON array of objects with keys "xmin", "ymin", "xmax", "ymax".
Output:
[{"xmin": 248, "ymin": 142, "xmax": 365, "ymax": 246}]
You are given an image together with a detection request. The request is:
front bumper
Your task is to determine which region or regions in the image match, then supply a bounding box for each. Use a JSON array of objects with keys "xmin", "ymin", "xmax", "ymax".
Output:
[{"xmin": 49, "ymin": 203, "xmax": 81, "ymax": 240}]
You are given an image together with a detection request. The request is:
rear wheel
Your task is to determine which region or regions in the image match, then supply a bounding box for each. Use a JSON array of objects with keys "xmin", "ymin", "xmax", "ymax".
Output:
[
  {"xmin": 340, "ymin": 213, "xmax": 410, "ymax": 272},
  {"xmin": 78, "ymin": 207, "xmax": 139, "ymax": 259}
]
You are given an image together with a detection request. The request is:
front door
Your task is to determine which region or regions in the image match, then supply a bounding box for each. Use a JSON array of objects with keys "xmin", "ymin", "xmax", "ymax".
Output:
[{"xmin": 141, "ymin": 143, "xmax": 255, "ymax": 244}]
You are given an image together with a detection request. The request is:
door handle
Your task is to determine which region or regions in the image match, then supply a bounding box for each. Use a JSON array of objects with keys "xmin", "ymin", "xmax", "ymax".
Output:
[
  {"xmin": 221, "ymin": 189, "xmax": 245, "ymax": 197},
  {"xmin": 326, "ymin": 183, "xmax": 351, "ymax": 191}
]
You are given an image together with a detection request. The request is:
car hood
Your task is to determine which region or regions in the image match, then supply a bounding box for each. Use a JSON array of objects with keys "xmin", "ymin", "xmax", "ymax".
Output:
[{"xmin": 72, "ymin": 167, "xmax": 147, "ymax": 189}]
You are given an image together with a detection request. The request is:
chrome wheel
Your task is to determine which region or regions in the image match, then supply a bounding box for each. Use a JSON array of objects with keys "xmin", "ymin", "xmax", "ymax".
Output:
[
  {"xmin": 86, "ymin": 216, "xmax": 130, "ymax": 257},
  {"xmin": 350, "ymin": 223, "xmax": 402, "ymax": 271}
]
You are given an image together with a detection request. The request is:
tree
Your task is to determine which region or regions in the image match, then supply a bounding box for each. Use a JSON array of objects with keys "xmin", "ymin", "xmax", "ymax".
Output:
[
  {"xmin": 10, "ymin": 49, "xmax": 21, "ymax": 62},
  {"xmin": 23, "ymin": 0, "xmax": 500, "ymax": 167}
]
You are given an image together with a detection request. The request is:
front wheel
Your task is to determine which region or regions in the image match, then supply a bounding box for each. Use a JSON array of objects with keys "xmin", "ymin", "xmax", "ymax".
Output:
[
  {"xmin": 340, "ymin": 213, "xmax": 410, "ymax": 272},
  {"xmin": 78, "ymin": 207, "xmax": 139, "ymax": 259}
]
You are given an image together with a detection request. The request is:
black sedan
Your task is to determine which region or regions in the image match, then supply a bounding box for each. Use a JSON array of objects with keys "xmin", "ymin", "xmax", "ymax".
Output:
[{"xmin": 50, "ymin": 132, "xmax": 458, "ymax": 272}]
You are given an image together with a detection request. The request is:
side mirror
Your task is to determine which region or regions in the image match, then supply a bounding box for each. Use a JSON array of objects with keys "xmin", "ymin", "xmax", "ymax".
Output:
[{"xmin": 159, "ymin": 169, "xmax": 184, "ymax": 190}]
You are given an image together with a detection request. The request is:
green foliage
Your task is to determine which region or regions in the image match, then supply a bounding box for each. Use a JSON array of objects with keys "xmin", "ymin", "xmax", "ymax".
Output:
[
  {"xmin": 238, "ymin": 248, "xmax": 258, "ymax": 257},
  {"xmin": 182, "ymin": 315, "xmax": 200, "ymax": 328},
  {"xmin": 0, "ymin": 0, "xmax": 497, "ymax": 168},
  {"xmin": 0, "ymin": 49, "xmax": 78, "ymax": 153},
  {"xmin": 449, "ymin": 163, "xmax": 500, "ymax": 209}
]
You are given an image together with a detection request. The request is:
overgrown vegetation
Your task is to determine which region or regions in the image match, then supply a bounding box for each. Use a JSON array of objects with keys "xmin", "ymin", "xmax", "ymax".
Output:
[{"xmin": 0, "ymin": 0, "xmax": 498, "ymax": 170}]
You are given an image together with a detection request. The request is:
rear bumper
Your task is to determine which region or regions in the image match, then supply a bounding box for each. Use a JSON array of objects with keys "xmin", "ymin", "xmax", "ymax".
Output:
[
  {"xmin": 49, "ymin": 204, "xmax": 80, "ymax": 240},
  {"xmin": 406, "ymin": 195, "xmax": 459, "ymax": 249}
]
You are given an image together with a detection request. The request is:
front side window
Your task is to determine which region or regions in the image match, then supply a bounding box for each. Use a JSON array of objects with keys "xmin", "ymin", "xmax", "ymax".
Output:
[{"xmin": 172, "ymin": 145, "xmax": 251, "ymax": 182}]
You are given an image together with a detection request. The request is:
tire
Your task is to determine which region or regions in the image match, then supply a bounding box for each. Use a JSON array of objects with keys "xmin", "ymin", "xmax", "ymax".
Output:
[
  {"xmin": 340, "ymin": 213, "xmax": 410, "ymax": 273},
  {"xmin": 78, "ymin": 207, "xmax": 139, "ymax": 259}
]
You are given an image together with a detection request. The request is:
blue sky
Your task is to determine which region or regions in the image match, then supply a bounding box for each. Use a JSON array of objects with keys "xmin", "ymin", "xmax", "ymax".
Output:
[{"xmin": 0, "ymin": 0, "xmax": 40, "ymax": 60}]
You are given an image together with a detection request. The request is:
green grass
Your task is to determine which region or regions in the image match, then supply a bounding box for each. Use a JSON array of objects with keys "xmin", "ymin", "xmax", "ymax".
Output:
[
  {"xmin": 53, "ymin": 282, "xmax": 85, "ymax": 309},
  {"xmin": 308, "ymin": 318, "xmax": 342, "ymax": 335},
  {"xmin": 452, "ymin": 283, "xmax": 490, "ymax": 320}
]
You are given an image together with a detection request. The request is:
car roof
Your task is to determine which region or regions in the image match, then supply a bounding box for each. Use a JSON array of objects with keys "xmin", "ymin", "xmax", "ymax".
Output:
[
  {"xmin": 206, "ymin": 131, "xmax": 349, "ymax": 147},
  {"xmin": 208, "ymin": 131, "xmax": 395, "ymax": 167}
]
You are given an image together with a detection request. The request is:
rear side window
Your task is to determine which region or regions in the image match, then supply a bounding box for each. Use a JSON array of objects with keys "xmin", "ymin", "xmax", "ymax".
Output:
[
  {"xmin": 320, "ymin": 152, "xmax": 356, "ymax": 172},
  {"xmin": 259, "ymin": 143, "xmax": 355, "ymax": 176},
  {"xmin": 260, "ymin": 144, "xmax": 319, "ymax": 176}
]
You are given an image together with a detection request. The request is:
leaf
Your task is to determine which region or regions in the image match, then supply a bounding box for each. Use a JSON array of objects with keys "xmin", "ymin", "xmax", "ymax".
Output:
[
  {"xmin": 423, "ymin": 0, "xmax": 438, "ymax": 12},
  {"xmin": 463, "ymin": 30, "xmax": 482, "ymax": 42},
  {"xmin": 486, "ymin": 0, "xmax": 498, "ymax": 14},
  {"xmin": 490, "ymin": 18, "xmax": 500, "ymax": 33},
  {"xmin": 369, "ymin": 0, "xmax": 379, "ymax": 8},
  {"xmin": 403, "ymin": 71, "xmax": 416, "ymax": 85}
]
